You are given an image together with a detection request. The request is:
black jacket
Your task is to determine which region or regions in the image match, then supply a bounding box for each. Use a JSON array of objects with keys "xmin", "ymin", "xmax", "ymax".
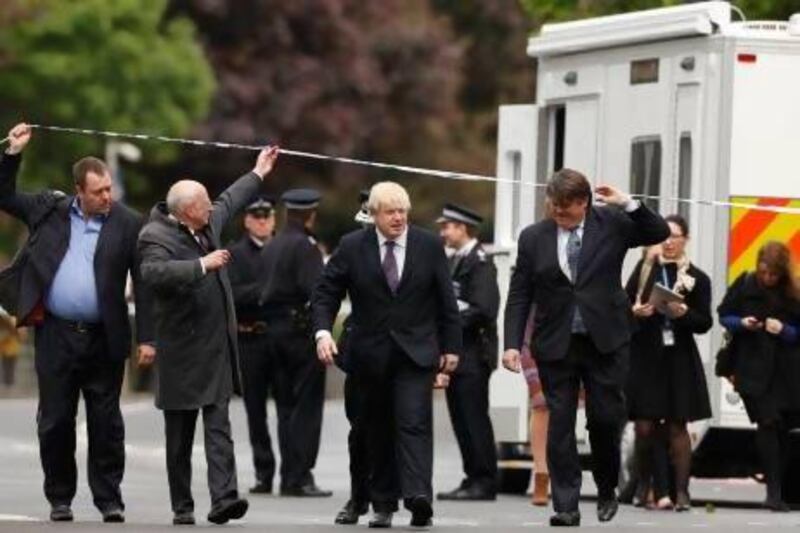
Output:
[
  {"xmin": 0, "ymin": 152, "xmax": 153, "ymax": 359},
  {"xmin": 717, "ymin": 272, "xmax": 800, "ymax": 397},
  {"xmin": 138, "ymin": 171, "xmax": 262, "ymax": 409},
  {"xmin": 504, "ymin": 203, "xmax": 670, "ymax": 361},
  {"xmin": 259, "ymin": 221, "xmax": 323, "ymax": 311},
  {"xmin": 312, "ymin": 225, "xmax": 462, "ymax": 376},
  {"xmin": 451, "ymin": 243, "xmax": 499, "ymax": 369},
  {"xmin": 227, "ymin": 235, "xmax": 270, "ymax": 322},
  {"xmin": 625, "ymin": 260, "xmax": 713, "ymax": 421},
  {"xmin": 626, "ymin": 260, "xmax": 714, "ymax": 344}
]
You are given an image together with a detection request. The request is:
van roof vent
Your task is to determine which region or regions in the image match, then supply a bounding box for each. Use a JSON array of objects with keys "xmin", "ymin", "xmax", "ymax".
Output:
[{"xmin": 740, "ymin": 21, "xmax": 789, "ymax": 32}]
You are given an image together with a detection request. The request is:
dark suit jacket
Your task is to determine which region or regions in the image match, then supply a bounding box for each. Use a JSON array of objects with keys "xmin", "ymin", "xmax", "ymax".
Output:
[
  {"xmin": 452, "ymin": 243, "xmax": 499, "ymax": 369},
  {"xmin": 312, "ymin": 225, "xmax": 462, "ymax": 376},
  {"xmin": 504, "ymin": 204, "xmax": 669, "ymax": 361},
  {"xmin": 0, "ymin": 152, "xmax": 153, "ymax": 359},
  {"xmin": 138, "ymin": 171, "xmax": 262, "ymax": 410}
]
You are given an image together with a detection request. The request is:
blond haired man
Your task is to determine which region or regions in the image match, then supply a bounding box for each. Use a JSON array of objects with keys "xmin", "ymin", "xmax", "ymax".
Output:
[{"xmin": 312, "ymin": 182, "xmax": 462, "ymax": 528}]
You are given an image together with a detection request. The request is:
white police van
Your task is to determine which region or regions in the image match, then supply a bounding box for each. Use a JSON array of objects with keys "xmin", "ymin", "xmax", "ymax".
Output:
[{"xmin": 490, "ymin": 1, "xmax": 800, "ymax": 499}]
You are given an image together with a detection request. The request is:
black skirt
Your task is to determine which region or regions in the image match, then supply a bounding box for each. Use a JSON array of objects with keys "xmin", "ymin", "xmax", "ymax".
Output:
[
  {"xmin": 627, "ymin": 342, "xmax": 712, "ymax": 422},
  {"xmin": 741, "ymin": 349, "xmax": 800, "ymax": 424}
]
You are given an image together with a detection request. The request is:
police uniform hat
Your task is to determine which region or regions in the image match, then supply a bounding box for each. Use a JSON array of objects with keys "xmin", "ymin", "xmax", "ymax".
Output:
[
  {"xmin": 245, "ymin": 196, "xmax": 274, "ymax": 216},
  {"xmin": 281, "ymin": 188, "xmax": 321, "ymax": 210},
  {"xmin": 436, "ymin": 203, "xmax": 483, "ymax": 227},
  {"xmin": 358, "ymin": 189, "xmax": 370, "ymax": 205}
]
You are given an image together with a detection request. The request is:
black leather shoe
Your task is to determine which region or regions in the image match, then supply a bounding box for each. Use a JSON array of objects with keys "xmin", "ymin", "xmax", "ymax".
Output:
[
  {"xmin": 207, "ymin": 498, "xmax": 248, "ymax": 525},
  {"xmin": 172, "ymin": 512, "xmax": 195, "ymax": 525},
  {"xmin": 50, "ymin": 505, "xmax": 73, "ymax": 522},
  {"xmin": 436, "ymin": 485, "xmax": 496, "ymax": 501},
  {"xmin": 281, "ymin": 483, "xmax": 333, "ymax": 497},
  {"xmin": 407, "ymin": 496, "xmax": 433, "ymax": 528},
  {"xmin": 597, "ymin": 497, "xmax": 619, "ymax": 522},
  {"xmin": 335, "ymin": 500, "xmax": 368, "ymax": 525},
  {"xmin": 550, "ymin": 511, "xmax": 581, "ymax": 527},
  {"xmin": 765, "ymin": 498, "xmax": 791, "ymax": 512},
  {"xmin": 368, "ymin": 511, "xmax": 393, "ymax": 528},
  {"xmin": 102, "ymin": 508, "xmax": 125, "ymax": 523},
  {"xmin": 249, "ymin": 481, "xmax": 272, "ymax": 494}
]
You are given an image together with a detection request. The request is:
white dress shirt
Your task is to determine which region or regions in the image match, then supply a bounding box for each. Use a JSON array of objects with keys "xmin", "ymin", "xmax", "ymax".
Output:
[
  {"xmin": 556, "ymin": 222, "xmax": 584, "ymax": 282},
  {"xmin": 452, "ymin": 238, "xmax": 478, "ymax": 311},
  {"xmin": 169, "ymin": 214, "xmax": 207, "ymax": 275},
  {"xmin": 377, "ymin": 227, "xmax": 408, "ymax": 280},
  {"xmin": 556, "ymin": 199, "xmax": 640, "ymax": 282},
  {"xmin": 315, "ymin": 226, "xmax": 409, "ymax": 343},
  {"xmin": 455, "ymin": 238, "xmax": 478, "ymax": 260}
]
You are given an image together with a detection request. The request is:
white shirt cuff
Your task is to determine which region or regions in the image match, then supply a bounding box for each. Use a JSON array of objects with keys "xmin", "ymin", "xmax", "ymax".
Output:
[
  {"xmin": 623, "ymin": 198, "xmax": 641, "ymax": 212},
  {"xmin": 198, "ymin": 258, "xmax": 206, "ymax": 275},
  {"xmin": 315, "ymin": 330, "xmax": 332, "ymax": 342},
  {"xmin": 457, "ymin": 299, "xmax": 470, "ymax": 312}
]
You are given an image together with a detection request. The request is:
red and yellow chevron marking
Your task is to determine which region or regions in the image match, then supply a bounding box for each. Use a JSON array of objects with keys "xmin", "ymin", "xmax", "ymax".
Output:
[{"xmin": 727, "ymin": 196, "xmax": 800, "ymax": 284}]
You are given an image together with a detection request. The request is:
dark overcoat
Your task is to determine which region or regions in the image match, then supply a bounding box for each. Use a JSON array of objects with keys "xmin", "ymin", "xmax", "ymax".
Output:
[{"xmin": 138, "ymin": 171, "xmax": 262, "ymax": 410}]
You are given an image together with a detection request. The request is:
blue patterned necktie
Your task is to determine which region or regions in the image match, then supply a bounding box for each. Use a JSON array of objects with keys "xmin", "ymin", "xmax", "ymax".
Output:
[
  {"xmin": 567, "ymin": 228, "xmax": 587, "ymax": 333},
  {"xmin": 382, "ymin": 240, "xmax": 400, "ymax": 293}
]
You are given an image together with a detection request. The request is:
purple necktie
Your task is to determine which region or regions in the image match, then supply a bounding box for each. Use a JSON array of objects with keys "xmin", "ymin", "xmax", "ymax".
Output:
[{"xmin": 382, "ymin": 240, "xmax": 400, "ymax": 293}]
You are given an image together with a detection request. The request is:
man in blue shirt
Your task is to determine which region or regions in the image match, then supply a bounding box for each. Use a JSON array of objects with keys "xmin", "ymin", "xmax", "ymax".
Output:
[{"xmin": 0, "ymin": 123, "xmax": 154, "ymax": 523}]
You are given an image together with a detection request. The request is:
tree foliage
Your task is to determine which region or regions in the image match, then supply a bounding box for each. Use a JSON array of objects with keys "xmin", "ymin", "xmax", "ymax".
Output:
[
  {"xmin": 0, "ymin": 0, "xmax": 214, "ymax": 195},
  {"xmin": 166, "ymin": 0, "xmax": 535, "ymax": 245}
]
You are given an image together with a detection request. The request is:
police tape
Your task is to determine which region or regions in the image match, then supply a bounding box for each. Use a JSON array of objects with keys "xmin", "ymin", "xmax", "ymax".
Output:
[
  {"xmin": 21, "ymin": 123, "xmax": 800, "ymax": 216},
  {"xmin": 27, "ymin": 124, "xmax": 505, "ymax": 185}
]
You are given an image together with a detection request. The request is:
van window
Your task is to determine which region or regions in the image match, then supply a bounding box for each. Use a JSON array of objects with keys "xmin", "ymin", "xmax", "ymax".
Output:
[
  {"xmin": 631, "ymin": 58, "xmax": 659, "ymax": 84},
  {"xmin": 678, "ymin": 133, "xmax": 692, "ymax": 222},
  {"xmin": 630, "ymin": 137, "xmax": 662, "ymax": 212}
]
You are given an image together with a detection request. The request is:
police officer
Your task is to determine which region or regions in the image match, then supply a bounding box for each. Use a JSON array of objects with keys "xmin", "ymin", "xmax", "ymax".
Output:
[
  {"xmin": 334, "ymin": 189, "xmax": 372, "ymax": 524},
  {"xmin": 436, "ymin": 203, "xmax": 500, "ymax": 500},
  {"xmin": 227, "ymin": 196, "xmax": 277, "ymax": 494},
  {"xmin": 260, "ymin": 189, "xmax": 331, "ymax": 497}
]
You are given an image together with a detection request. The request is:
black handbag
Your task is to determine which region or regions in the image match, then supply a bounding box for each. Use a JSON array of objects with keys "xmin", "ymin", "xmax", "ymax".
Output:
[{"xmin": 714, "ymin": 331, "xmax": 735, "ymax": 378}]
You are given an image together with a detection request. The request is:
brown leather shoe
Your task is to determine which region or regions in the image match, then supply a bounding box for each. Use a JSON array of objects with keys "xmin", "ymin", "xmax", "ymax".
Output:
[{"xmin": 531, "ymin": 473, "xmax": 550, "ymax": 506}]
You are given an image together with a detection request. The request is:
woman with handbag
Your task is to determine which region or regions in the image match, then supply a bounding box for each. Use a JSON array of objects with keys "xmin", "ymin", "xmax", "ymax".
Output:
[
  {"xmin": 717, "ymin": 241, "xmax": 800, "ymax": 511},
  {"xmin": 625, "ymin": 214, "xmax": 713, "ymax": 512}
]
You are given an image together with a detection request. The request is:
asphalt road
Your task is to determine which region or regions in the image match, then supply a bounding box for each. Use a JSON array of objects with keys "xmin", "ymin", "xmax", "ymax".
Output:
[{"xmin": 0, "ymin": 394, "xmax": 797, "ymax": 531}]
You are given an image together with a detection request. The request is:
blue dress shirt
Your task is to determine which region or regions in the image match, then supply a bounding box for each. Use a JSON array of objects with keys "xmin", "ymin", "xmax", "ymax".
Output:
[{"xmin": 45, "ymin": 199, "xmax": 105, "ymax": 322}]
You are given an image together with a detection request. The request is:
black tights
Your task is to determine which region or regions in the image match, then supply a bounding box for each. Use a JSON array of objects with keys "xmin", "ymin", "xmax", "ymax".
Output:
[
  {"xmin": 634, "ymin": 420, "xmax": 692, "ymax": 505},
  {"xmin": 756, "ymin": 421, "xmax": 788, "ymax": 503}
]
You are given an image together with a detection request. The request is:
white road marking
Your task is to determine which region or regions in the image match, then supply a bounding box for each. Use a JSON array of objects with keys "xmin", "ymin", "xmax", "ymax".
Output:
[{"xmin": 0, "ymin": 514, "xmax": 39, "ymax": 522}]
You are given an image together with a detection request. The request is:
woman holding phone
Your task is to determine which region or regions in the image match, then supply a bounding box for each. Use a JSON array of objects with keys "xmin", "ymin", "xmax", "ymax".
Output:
[{"xmin": 718, "ymin": 241, "xmax": 800, "ymax": 512}]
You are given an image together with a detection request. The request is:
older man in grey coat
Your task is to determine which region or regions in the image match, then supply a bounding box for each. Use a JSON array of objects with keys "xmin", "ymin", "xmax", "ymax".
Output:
[{"xmin": 138, "ymin": 146, "xmax": 279, "ymax": 525}]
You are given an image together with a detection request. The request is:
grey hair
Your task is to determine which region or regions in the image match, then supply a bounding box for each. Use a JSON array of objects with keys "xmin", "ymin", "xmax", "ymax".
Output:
[
  {"xmin": 367, "ymin": 182, "xmax": 411, "ymax": 213},
  {"xmin": 166, "ymin": 180, "xmax": 205, "ymax": 215}
]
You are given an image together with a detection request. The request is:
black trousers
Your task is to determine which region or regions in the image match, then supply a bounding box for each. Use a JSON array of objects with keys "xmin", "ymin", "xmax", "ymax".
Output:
[
  {"xmin": 267, "ymin": 320, "xmax": 325, "ymax": 489},
  {"xmin": 537, "ymin": 335, "xmax": 628, "ymax": 513},
  {"xmin": 364, "ymin": 348, "xmax": 434, "ymax": 512},
  {"xmin": 344, "ymin": 372, "xmax": 370, "ymax": 506},
  {"xmin": 34, "ymin": 315, "xmax": 125, "ymax": 512},
  {"xmin": 238, "ymin": 332, "xmax": 276, "ymax": 486},
  {"xmin": 445, "ymin": 350, "xmax": 497, "ymax": 490},
  {"xmin": 163, "ymin": 401, "xmax": 239, "ymax": 514}
]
